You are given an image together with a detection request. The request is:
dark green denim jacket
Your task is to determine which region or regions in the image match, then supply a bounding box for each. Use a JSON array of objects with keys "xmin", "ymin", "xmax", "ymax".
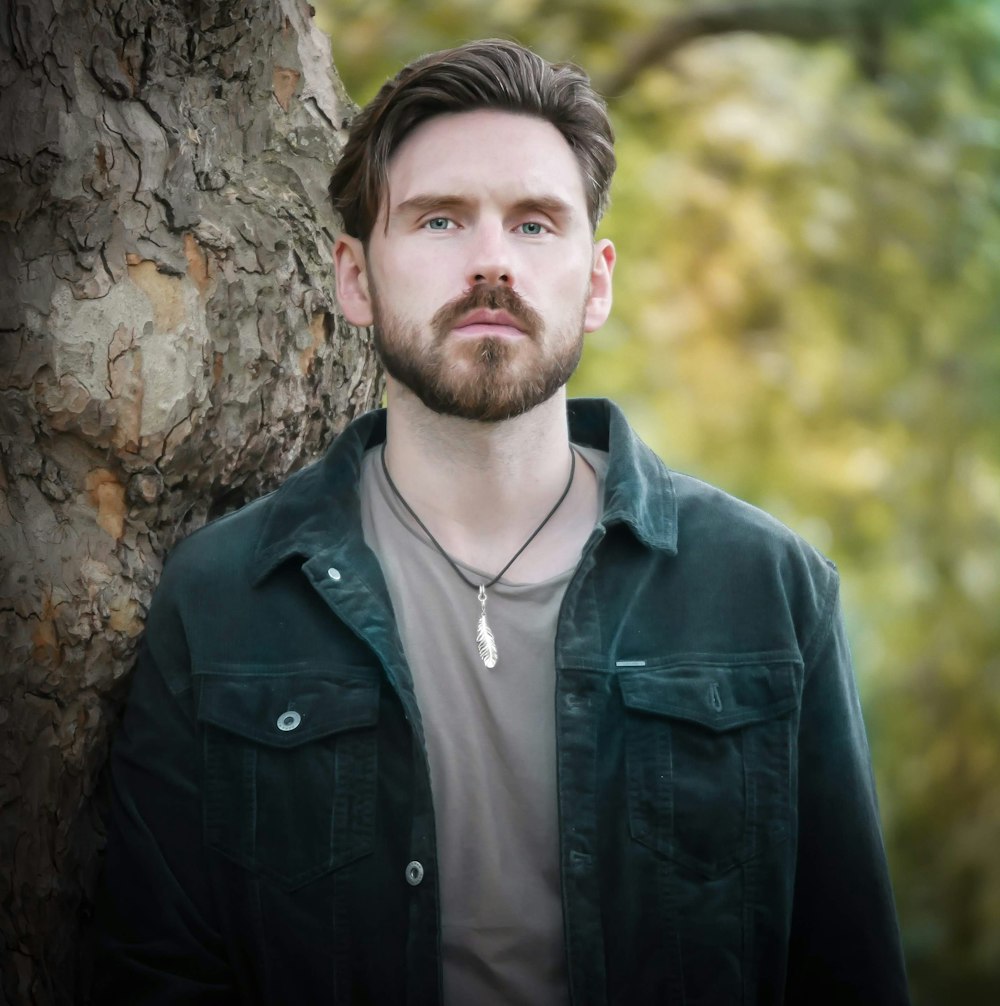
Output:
[{"xmin": 98, "ymin": 399, "xmax": 910, "ymax": 1005}]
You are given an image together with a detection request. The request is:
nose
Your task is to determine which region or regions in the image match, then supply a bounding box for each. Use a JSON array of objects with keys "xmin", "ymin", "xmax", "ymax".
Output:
[{"xmin": 466, "ymin": 221, "xmax": 513, "ymax": 287}]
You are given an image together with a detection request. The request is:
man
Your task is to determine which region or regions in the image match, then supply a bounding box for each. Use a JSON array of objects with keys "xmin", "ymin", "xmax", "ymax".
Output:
[{"xmin": 98, "ymin": 39, "xmax": 910, "ymax": 1005}]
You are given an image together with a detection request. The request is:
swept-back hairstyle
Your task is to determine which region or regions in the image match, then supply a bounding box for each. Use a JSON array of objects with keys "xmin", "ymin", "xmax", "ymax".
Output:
[{"xmin": 329, "ymin": 39, "xmax": 616, "ymax": 242}]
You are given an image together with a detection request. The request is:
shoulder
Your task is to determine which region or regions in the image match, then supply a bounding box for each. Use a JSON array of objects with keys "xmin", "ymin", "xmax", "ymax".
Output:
[
  {"xmin": 160, "ymin": 488, "xmax": 276, "ymax": 587},
  {"xmin": 668, "ymin": 470, "xmax": 840, "ymax": 652},
  {"xmin": 153, "ymin": 457, "xmax": 325, "ymax": 604},
  {"xmin": 672, "ymin": 471, "xmax": 830, "ymax": 565},
  {"xmin": 140, "ymin": 458, "xmax": 333, "ymax": 686},
  {"xmin": 157, "ymin": 408, "xmax": 384, "ymax": 591}
]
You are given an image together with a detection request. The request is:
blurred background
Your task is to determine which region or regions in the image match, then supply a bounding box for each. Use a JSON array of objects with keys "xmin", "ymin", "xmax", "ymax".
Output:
[{"xmin": 314, "ymin": 1, "xmax": 1000, "ymax": 1001}]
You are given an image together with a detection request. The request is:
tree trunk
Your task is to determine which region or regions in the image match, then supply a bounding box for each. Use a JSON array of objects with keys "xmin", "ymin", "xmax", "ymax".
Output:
[{"xmin": 0, "ymin": 2, "xmax": 379, "ymax": 1002}]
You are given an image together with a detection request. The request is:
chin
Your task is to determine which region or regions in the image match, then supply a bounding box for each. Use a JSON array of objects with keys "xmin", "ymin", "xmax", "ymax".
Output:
[{"xmin": 378, "ymin": 325, "xmax": 582, "ymax": 423}]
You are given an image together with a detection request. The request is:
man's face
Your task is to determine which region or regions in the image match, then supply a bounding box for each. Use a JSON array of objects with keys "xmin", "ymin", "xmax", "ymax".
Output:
[{"xmin": 335, "ymin": 109, "xmax": 615, "ymax": 422}]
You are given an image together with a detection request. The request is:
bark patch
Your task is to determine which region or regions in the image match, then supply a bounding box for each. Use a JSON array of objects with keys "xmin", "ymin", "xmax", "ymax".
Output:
[
  {"xmin": 273, "ymin": 65, "xmax": 301, "ymax": 111},
  {"xmin": 127, "ymin": 260, "xmax": 186, "ymax": 331},
  {"xmin": 300, "ymin": 312, "xmax": 326, "ymax": 373},
  {"xmin": 84, "ymin": 469, "xmax": 126, "ymax": 541}
]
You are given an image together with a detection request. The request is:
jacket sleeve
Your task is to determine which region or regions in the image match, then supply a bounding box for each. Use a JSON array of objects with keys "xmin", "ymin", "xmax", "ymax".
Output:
[
  {"xmin": 95, "ymin": 571, "xmax": 237, "ymax": 1004},
  {"xmin": 785, "ymin": 573, "xmax": 910, "ymax": 1004}
]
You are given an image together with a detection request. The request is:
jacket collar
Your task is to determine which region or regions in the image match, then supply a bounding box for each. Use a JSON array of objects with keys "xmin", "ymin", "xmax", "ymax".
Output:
[
  {"xmin": 567, "ymin": 398, "xmax": 677, "ymax": 552},
  {"xmin": 251, "ymin": 398, "xmax": 677, "ymax": 585}
]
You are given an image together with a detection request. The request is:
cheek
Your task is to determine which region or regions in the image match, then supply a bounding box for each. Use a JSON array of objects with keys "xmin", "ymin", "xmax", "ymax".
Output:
[
  {"xmin": 548, "ymin": 265, "xmax": 594, "ymax": 311},
  {"xmin": 381, "ymin": 253, "xmax": 448, "ymax": 303}
]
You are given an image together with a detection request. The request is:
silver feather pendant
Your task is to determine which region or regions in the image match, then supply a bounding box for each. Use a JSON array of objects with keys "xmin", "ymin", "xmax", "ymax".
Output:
[{"xmin": 476, "ymin": 584, "xmax": 498, "ymax": 668}]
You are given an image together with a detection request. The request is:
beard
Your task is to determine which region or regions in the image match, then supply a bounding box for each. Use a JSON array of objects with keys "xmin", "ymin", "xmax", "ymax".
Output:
[{"xmin": 372, "ymin": 282, "xmax": 586, "ymax": 423}]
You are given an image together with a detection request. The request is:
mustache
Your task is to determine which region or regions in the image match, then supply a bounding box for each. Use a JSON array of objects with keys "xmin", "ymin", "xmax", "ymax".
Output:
[{"xmin": 431, "ymin": 284, "xmax": 544, "ymax": 339}]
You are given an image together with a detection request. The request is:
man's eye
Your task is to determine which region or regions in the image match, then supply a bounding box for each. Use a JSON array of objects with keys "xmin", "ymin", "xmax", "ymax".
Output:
[
  {"xmin": 424, "ymin": 217, "xmax": 452, "ymax": 231},
  {"xmin": 517, "ymin": 221, "xmax": 546, "ymax": 235}
]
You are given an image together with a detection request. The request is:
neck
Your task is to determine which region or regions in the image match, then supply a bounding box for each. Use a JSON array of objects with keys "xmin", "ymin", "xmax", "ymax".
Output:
[{"xmin": 381, "ymin": 379, "xmax": 599, "ymax": 582}]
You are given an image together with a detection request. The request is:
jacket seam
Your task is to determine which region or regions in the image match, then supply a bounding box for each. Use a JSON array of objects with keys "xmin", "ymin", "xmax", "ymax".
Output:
[{"xmin": 799, "ymin": 564, "xmax": 841, "ymax": 672}]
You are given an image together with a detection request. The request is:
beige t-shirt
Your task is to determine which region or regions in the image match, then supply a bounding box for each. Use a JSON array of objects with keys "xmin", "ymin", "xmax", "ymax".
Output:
[{"xmin": 360, "ymin": 445, "xmax": 607, "ymax": 1006}]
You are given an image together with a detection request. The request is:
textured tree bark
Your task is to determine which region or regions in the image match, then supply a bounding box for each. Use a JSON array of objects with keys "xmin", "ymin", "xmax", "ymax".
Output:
[{"xmin": 0, "ymin": 2, "xmax": 380, "ymax": 1002}]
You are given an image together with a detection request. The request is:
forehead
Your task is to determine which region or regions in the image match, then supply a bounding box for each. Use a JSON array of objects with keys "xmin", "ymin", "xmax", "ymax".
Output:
[{"xmin": 384, "ymin": 109, "xmax": 588, "ymax": 214}]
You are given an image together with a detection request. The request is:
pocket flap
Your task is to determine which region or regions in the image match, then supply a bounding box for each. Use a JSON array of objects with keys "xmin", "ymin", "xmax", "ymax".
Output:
[
  {"xmin": 195, "ymin": 666, "xmax": 379, "ymax": 747},
  {"xmin": 619, "ymin": 662, "xmax": 797, "ymax": 732}
]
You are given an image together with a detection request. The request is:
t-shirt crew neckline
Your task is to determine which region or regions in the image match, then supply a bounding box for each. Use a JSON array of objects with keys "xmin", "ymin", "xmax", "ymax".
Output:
[{"xmin": 368, "ymin": 443, "xmax": 608, "ymax": 592}]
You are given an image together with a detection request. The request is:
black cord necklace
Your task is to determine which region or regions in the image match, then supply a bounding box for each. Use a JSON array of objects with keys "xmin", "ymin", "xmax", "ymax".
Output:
[{"xmin": 380, "ymin": 442, "xmax": 577, "ymax": 668}]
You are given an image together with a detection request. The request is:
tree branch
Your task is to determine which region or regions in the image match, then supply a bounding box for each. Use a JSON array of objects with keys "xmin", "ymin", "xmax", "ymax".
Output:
[{"xmin": 600, "ymin": 1, "xmax": 890, "ymax": 97}]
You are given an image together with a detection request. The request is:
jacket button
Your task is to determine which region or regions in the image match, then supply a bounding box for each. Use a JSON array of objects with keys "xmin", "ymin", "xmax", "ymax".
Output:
[
  {"xmin": 276, "ymin": 710, "xmax": 301, "ymax": 731},
  {"xmin": 404, "ymin": 861, "xmax": 424, "ymax": 886},
  {"xmin": 327, "ymin": 567, "xmax": 342, "ymax": 581}
]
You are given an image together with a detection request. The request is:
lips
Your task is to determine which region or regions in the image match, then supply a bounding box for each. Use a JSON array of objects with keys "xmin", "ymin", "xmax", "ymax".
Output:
[
  {"xmin": 453, "ymin": 308, "xmax": 526, "ymax": 336},
  {"xmin": 431, "ymin": 284, "xmax": 544, "ymax": 342}
]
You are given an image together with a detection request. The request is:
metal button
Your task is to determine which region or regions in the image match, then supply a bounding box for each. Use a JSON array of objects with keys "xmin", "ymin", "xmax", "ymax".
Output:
[
  {"xmin": 404, "ymin": 860, "xmax": 424, "ymax": 886},
  {"xmin": 327, "ymin": 567, "xmax": 341, "ymax": 581},
  {"xmin": 277, "ymin": 710, "xmax": 301, "ymax": 731}
]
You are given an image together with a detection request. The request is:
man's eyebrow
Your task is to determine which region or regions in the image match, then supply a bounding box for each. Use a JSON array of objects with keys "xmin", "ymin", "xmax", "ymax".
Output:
[
  {"xmin": 392, "ymin": 194, "xmax": 473, "ymax": 217},
  {"xmin": 509, "ymin": 195, "xmax": 575, "ymax": 219},
  {"xmin": 392, "ymin": 193, "xmax": 576, "ymax": 219}
]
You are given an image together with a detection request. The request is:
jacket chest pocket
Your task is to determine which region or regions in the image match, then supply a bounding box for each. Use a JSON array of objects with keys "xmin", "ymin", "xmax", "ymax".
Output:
[
  {"xmin": 620, "ymin": 662, "xmax": 798, "ymax": 879},
  {"xmin": 195, "ymin": 666, "xmax": 380, "ymax": 890}
]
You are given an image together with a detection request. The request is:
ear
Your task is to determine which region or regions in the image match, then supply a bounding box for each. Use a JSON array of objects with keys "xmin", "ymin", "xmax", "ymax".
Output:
[
  {"xmin": 334, "ymin": 234, "xmax": 374, "ymax": 327},
  {"xmin": 583, "ymin": 238, "xmax": 616, "ymax": 332}
]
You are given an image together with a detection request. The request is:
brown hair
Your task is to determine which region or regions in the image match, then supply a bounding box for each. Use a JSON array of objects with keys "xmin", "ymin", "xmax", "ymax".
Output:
[{"xmin": 329, "ymin": 39, "xmax": 616, "ymax": 241}]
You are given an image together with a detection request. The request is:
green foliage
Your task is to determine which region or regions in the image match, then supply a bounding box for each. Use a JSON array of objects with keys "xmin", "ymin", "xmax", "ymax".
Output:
[{"xmin": 316, "ymin": 2, "xmax": 1000, "ymax": 1000}]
